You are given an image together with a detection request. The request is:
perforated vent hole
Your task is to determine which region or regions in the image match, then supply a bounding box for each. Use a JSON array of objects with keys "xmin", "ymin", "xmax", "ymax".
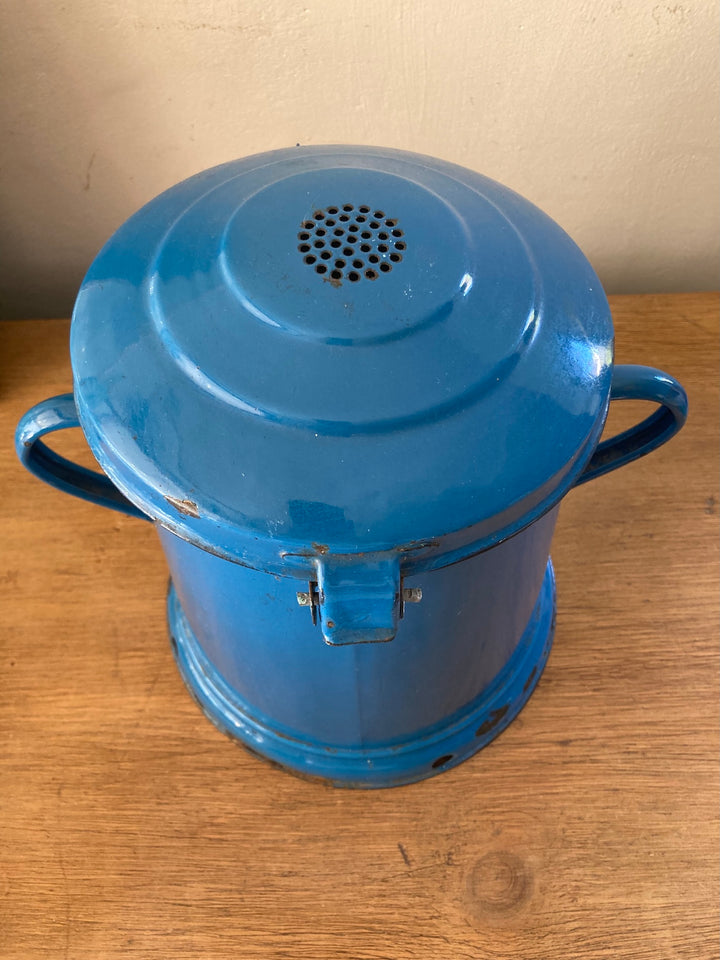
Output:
[{"xmin": 298, "ymin": 205, "xmax": 406, "ymax": 284}]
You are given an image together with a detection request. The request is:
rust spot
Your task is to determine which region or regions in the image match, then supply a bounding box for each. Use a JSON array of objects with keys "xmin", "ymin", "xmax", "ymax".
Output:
[
  {"xmin": 326, "ymin": 620, "xmax": 335, "ymax": 629},
  {"xmin": 281, "ymin": 538, "xmax": 437, "ymax": 562},
  {"xmin": 475, "ymin": 704, "xmax": 509, "ymax": 739},
  {"xmin": 165, "ymin": 496, "xmax": 200, "ymax": 518},
  {"xmin": 325, "ymin": 276, "xmax": 342, "ymax": 289}
]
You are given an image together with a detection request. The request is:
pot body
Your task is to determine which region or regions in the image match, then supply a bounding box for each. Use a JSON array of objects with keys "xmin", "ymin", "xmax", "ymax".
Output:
[{"xmin": 160, "ymin": 506, "xmax": 559, "ymax": 787}]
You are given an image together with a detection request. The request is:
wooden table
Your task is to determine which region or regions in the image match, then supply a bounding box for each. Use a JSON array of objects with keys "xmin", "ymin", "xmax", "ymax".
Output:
[{"xmin": 1, "ymin": 293, "xmax": 718, "ymax": 959}]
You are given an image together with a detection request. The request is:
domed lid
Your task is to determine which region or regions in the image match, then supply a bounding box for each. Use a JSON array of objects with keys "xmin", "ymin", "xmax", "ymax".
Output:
[{"xmin": 71, "ymin": 146, "xmax": 612, "ymax": 642}]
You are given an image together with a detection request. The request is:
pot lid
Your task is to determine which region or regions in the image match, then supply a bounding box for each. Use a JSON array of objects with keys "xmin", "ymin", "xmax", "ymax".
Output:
[{"xmin": 71, "ymin": 145, "xmax": 613, "ymax": 577}]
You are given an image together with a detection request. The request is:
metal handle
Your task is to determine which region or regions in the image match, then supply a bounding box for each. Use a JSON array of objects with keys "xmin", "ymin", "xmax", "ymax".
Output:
[
  {"xmin": 15, "ymin": 393, "xmax": 148, "ymax": 520},
  {"xmin": 576, "ymin": 364, "xmax": 688, "ymax": 486}
]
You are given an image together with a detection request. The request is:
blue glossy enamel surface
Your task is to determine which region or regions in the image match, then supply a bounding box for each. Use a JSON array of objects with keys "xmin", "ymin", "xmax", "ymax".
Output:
[
  {"xmin": 70, "ymin": 146, "xmax": 614, "ymax": 575},
  {"xmin": 163, "ymin": 507, "xmax": 558, "ymax": 787},
  {"xmin": 14, "ymin": 146, "xmax": 689, "ymax": 785}
]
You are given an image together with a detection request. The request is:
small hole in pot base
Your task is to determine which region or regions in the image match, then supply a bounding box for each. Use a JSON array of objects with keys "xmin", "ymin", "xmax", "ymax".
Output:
[{"xmin": 431, "ymin": 754, "xmax": 454, "ymax": 769}]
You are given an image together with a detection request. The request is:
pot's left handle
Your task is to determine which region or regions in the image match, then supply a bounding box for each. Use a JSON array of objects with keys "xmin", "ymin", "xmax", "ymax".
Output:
[{"xmin": 15, "ymin": 393, "xmax": 148, "ymax": 520}]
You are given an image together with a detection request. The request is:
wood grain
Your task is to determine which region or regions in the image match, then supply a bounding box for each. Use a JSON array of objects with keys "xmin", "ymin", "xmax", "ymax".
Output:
[{"xmin": 1, "ymin": 293, "xmax": 718, "ymax": 960}]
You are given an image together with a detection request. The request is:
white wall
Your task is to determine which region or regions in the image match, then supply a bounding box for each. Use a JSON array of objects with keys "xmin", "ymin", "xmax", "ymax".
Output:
[{"xmin": 0, "ymin": 0, "xmax": 717, "ymax": 318}]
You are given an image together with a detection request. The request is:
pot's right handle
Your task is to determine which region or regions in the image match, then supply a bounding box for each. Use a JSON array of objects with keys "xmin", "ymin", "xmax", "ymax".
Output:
[{"xmin": 576, "ymin": 364, "xmax": 688, "ymax": 486}]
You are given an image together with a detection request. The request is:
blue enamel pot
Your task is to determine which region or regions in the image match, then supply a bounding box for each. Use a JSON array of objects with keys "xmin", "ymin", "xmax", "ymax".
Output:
[{"xmin": 16, "ymin": 147, "xmax": 688, "ymax": 787}]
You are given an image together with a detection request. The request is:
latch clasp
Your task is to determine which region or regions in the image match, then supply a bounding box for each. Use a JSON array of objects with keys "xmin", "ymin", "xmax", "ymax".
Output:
[{"xmin": 296, "ymin": 554, "xmax": 422, "ymax": 645}]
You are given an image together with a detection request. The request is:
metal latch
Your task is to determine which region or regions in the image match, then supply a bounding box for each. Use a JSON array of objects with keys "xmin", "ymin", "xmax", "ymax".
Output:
[
  {"xmin": 297, "ymin": 583, "xmax": 422, "ymax": 619},
  {"xmin": 293, "ymin": 551, "xmax": 421, "ymax": 644},
  {"xmin": 297, "ymin": 568, "xmax": 422, "ymax": 643},
  {"xmin": 296, "ymin": 581, "xmax": 321, "ymax": 626},
  {"xmin": 400, "ymin": 585, "xmax": 423, "ymax": 609}
]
